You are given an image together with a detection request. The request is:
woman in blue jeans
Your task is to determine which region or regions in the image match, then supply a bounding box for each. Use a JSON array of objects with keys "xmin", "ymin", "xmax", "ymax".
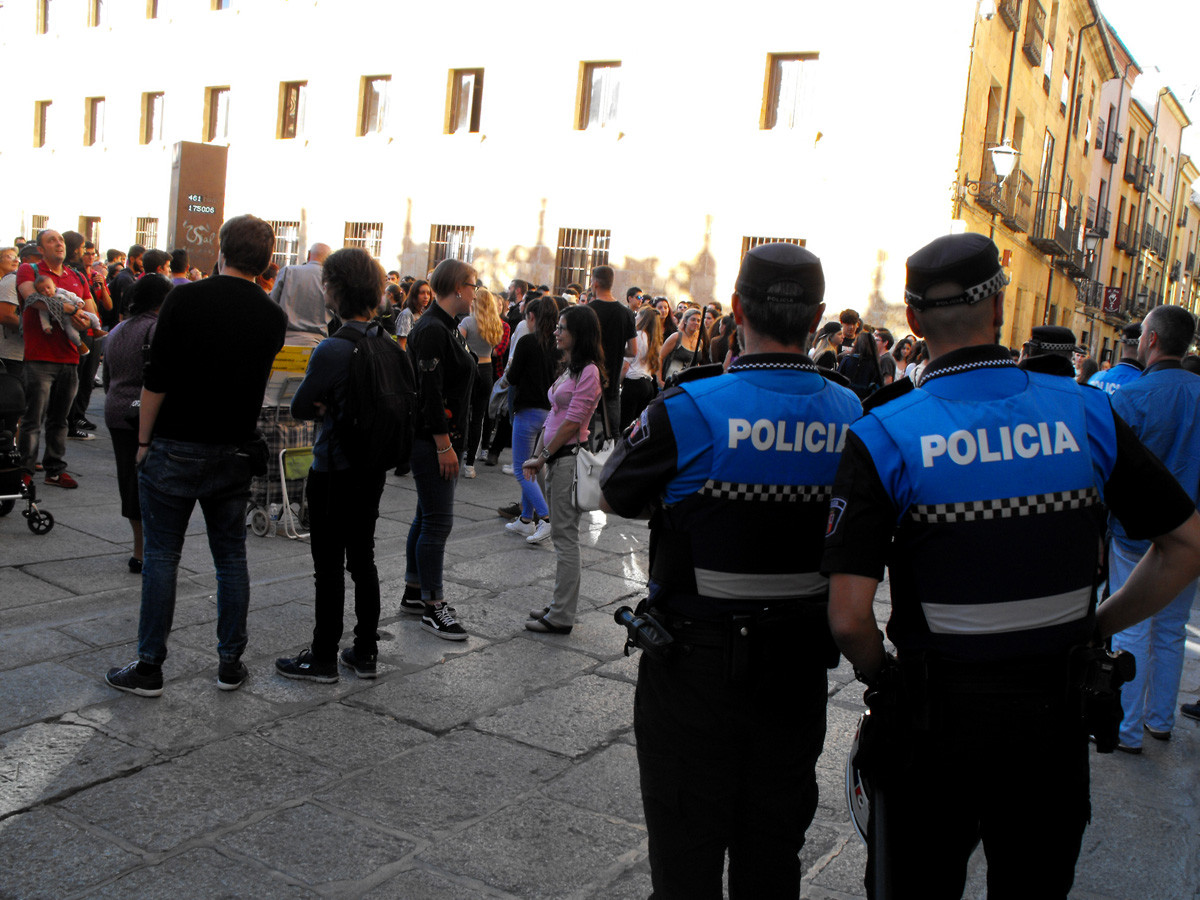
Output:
[
  {"xmin": 275, "ymin": 248, "xmax": 391, "ymax": 683},
  {"xmin": 504, "ymin": 296, "xmax": 561, "ymax": 543},
  {"xmin": 401, "ymin": 258, "xmax": 477, "ymax": 640}
]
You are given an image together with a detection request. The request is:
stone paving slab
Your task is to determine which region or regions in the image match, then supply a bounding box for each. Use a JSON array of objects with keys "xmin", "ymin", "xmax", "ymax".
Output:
[
  {"xmin": 0, "ymin": 624, "xmax": 93, "ymax": 671},
  {"xmin": 85, "ymin": 847, "xmax": 320, "ymax": 899},
  {"xmin": 475, "ymin": 673, "xmax": 633, "ymax": 758},
  {"xmin": 319, "ymin": 729, "xmax": 570, "ymax": 839},
  {"xmin": 0, "ymin": 661, "xmax": 114, "ymax": 730},
  {"xmin": 364, "ymin": 864, "xmax": 518, "ymax": 899},
  {"xmin": 218, "ymin": 802, "xmax": 418, "ymax": 889},
  {"xmin": 0, "ymin": 808, "xmax": 140, "ymax": 900},
  {"xmin": 255, "ymin": 702, "xmax": 435, "ymax": 771},
  {"xmin": 57, "ymin": 594, "xmax": 214, "ymax": 651},
  {"xmin": 355, "ymin": 638, "xmax": 596, "ymax": 733},
  {"xmin": 58, "ymin": 734, "xmax": 336, "ymax": 852},
  {"xmin": 0, "ymin": 521, "xmax": 125, "ymax": 568},
  {"xmin": 541, "ymin": 741, "xmax": 644, "ymax": 823},
  {"xmin": 0, "ymin": 565, "xmax": 75, "ymax": 610},
  {"xmin": 0, "ymin": 721, "xmax": 156, "ymax": 817},
  {"xmin": 418, "ymin": 795, "xmax": 645, "ymax": 900}
]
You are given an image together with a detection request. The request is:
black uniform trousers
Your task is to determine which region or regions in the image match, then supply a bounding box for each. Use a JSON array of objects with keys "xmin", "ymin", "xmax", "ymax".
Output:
[
  {"xmin": 635, "ymin": 633, "xmax": 827, "ymax": 899},
  {"xmin": 868, "ymin": 678, "xmax": 1090, "ymax": 899}
]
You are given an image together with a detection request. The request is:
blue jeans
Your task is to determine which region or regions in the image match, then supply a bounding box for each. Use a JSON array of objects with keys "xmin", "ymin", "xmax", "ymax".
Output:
[
  {"xmin": 137, "ymin": 439, "xmax": 252, "ymax": 666},
  {"xmin": 405, "ymin": 437, "xmax": 457, "ymax": 602},
  {"xmin": 1110, "ymin": 538, "xmax": 1199, "ymax": 746},
  {"xmin": 512, "ymin": 407, "xmax": 549, "ymax": 520},
  {"xmin": 18, "ymin": 359, "xmax": 78, "ymax": 476}
]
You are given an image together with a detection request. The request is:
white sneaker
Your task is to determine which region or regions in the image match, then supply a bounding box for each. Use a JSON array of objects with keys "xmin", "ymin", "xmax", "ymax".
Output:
[
  {"xmin": 462, "ymin": 465, "xmax": 476, "ymax": 479},
  {"xmin": 505, "ymin": 517, "xmax": 536, "ymax": 536},
  {"xmin": 526, "ymin": 520, "xmax": 553, "ymax": 544},
  {"xmin": 502, "ymin": 463, "xmax": 514, "ymax": 475}
]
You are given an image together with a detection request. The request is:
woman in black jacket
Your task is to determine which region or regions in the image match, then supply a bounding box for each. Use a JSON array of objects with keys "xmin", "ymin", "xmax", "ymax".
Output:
[{"xmin": 401, "ymin": 258, "xmax": 477, "ymax": 640}]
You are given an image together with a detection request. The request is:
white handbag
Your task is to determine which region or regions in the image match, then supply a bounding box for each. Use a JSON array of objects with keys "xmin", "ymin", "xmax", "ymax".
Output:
[{"xmin": 571, "ymin": 395, "xmax": 615, "ymax": 512}]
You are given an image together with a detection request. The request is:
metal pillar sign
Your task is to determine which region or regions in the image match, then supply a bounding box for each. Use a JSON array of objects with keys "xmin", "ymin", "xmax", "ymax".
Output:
[{"xmin": 167, "ymin": 142, "xmax": 228, "ymax": 276}]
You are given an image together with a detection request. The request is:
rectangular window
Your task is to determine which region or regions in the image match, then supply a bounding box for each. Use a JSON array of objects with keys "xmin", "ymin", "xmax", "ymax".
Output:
[
  {"xmin": 88, "ymin": 0, "xmax": 105, "ymax": 27},
  {"xmin": 31, "ymin": 215, "xmax": 50, "ymax": 236},
  {"xmin": 344, "ymin": 221, "xmax": 383, "ymax": 258},
  {"xmin": 141, "ymin": 91, "xmax": 164, "ymax": 144},
  {"xmin": 267, "ymin": 220, "xmax": 301, "ymax": 268},
  {"xmin": 761, "ymin": 52, "xmax": 819, "ymax": 130},
  {"xmin": 428, "ymin": 224, "xmax": 475, "ymax": 271},
  {"xmin": 84, "ymin": 97, "xmax": 105, "ymax": 146},
  {"xmin": 446, "ymin": 68, "xmax": 484, "ymax": 134},
  {"xmin": 211, "ymin": 0, "xmax": 230, "ymax": 8},
  {"xmin": 204, "ymin": 86, "xmax": 230, "ymax": 143},
  {"xmin": 576, "ymin": 61, "xmax": 620, "ymax": 130},
  {"xmin": 278, "ymin": 81, "xmax": 307, "ymax": 139},
  {"xmin": 79, "ymin": 216, "xmax": 101, "ymax": 247},
  {"xmin": 555, "ymin": 228, "xmax": 611, "ymax": 292},
  {"xmin": 135, "ymin": 217, "xmax": 158, "ymax": 249},
  {"xmin": 1022, "ymin": 1, "xmax": 1045, "ymax": 66},
  {"xmin": 741, "ymin": 236, "xmax": 806, "ymax": 262},
  {"xmin": 34, "ymin": 100, "xmax": 51, "ymax": 148},
  {"xmin": 147, "ymin": 0, "xmax": 157, "ymax": 18},
  {"xmin": 359, "ymin": 76, "xmax": 390, "ymax": 136},
  {"xmin": 37, "ymin": 0, "xmax": 51, "ymax": 34}
]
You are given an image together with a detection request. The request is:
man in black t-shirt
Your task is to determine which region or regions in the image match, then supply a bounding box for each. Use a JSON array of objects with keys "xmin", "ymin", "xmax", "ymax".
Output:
[
  {"xmin": 105, "ymin": 215, "xmax": 287, "ymax": 699},
  {"xmin": 586, "ymin": 264, "xmax": 636, "ymax": 439}
]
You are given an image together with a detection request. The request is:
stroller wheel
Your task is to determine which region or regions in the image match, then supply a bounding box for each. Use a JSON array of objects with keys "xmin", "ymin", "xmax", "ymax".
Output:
[
  {"xmin": 26, "ymin": 509, "xmax": 54, "ymax": 534},
  {"xmin": 248, "ymin": 507, "xmax": 270, "ymax": 537},
  {"xmin": 0, "ymin": 498, "xmax": 13, "ymax": 517}
]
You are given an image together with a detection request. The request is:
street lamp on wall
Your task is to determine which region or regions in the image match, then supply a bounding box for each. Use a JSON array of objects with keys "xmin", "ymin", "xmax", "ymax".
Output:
[{"xmin": 960, "ymin": 140, "xmax": 1021, "ymax": 199}]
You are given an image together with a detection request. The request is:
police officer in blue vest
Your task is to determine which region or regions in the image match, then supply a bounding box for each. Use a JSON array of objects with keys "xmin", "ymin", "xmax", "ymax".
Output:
[
  {"xmin": 1088, "ymin": 322, "xmax": 1144, "ymax": 394},
  {"xmin": 823, "ymin": 232, "xmax": 1200, "ymax": 899},
  {"xmin": 600, "ymin": 242, "xmax": 861, "ymax": 899}
]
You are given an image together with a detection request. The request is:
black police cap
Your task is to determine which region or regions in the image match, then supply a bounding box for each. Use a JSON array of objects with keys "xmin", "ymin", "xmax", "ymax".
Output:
[
  {"xmin": 1028, "ymin": 325, "xmax": 1081, "ymax": 353},
  {"xmin": 905, "ymin": 233, "xmax": 1008, "ymax": 309},
  {"xmin": 735, "ymin": 242, "xmax": 824, "ymax": 305}
]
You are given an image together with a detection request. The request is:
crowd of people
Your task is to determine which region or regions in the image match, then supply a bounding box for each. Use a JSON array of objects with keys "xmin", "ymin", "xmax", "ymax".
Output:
[{"xmin": 4, "ymin": 217, "xmax": 1200, "ymax": 899}]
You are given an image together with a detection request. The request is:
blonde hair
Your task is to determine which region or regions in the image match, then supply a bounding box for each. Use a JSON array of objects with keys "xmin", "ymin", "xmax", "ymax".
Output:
[{"xmin": 472, "ymin": 287, "xmax": 504, "ymax": 346}]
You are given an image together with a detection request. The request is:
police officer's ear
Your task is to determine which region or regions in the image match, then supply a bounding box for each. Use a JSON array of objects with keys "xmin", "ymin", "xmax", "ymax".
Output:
[
  {"xmin": 731, "ymin": 292, "xmax": 743, "ymax": 326},
  {"xmin": 808, "ymin": 301, "xmax": 826, "ymax": 334},
  {"xmin": 905, "ymin": 304, "xmax": 925, "ymax": 339}
]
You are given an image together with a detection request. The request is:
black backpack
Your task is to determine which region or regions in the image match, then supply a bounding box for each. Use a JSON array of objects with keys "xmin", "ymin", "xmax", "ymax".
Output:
[{"xmin": 332, "ymin": 323, "xmax": 417, "ymax": 472}]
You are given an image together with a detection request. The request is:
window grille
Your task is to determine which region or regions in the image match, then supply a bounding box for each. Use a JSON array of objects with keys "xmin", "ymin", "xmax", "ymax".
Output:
[
  {"xmin": 344, "ymin": 222, "xmax": 383, "ymax": 259},
  {"xmin": 31, "ymin": 215, "xmax": 50, "ymax": 236},
  {"xmin": 555, "ymin": 228, "xmax": 610, "ymax": 292},
  {"xmin": 577, "ymin": 62, "xmax": 620, "ymax": 130},
  {"xmin": 135, "ymin": 217, "xmax": 159, "ymax": 249},
  {"xmin": 268, "ymin": 220, "xmax": 302, "ymax": 268},
  {"xmin": 428, "ymin": 225, "xmax": 475, "ymax": 271},
  {"xmin": 740, "ymin": 236, "xmax": 806, "ymax": 261}
]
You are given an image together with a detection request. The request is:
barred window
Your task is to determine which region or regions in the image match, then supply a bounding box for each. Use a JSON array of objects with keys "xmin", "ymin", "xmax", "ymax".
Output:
[
  {"xmin": 740, "ymin": 235, "xmax": 806, "ymax": 261},
  {"xmin": 268, "ymin": 220, "xmax": 301, "ymax": 268},
  {"xmin": 555, "ymin": 228, "xmax": 610, "ymax": 292},
  {"xmin": 31, "ymin": 215, "xmax": 50, "ymax": 236},
  {"xmin": 428, "ymin": 224, "xmax": 474, "ymax": 271},
  {"xmin": 344, "ymin": 221, "xmax": 383, "ymax": 259},
  {"xmin": 135, "ymin": 217, "xmax": 158, "ymax": 249}
]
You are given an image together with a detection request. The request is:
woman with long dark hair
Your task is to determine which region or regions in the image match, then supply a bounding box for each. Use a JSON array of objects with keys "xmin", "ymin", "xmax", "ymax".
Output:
[
  {"xmin": 102, "ymin": 274, "xmax": 172, "ymax": 574},
  {"xmin": 504, "ymin": 296, "xmax": 560, "ymax": 540},
  {"xmin": 520, "ymin": 304, "xmax": 605, "ymax": 634},
  {"xmin": 654, "ymin": 297, "xmax": 678, "ymax": 339},
  {"xmin": 395, "ymin": 278, "xmax": 431, "ymax": 351},
  {"xmin": 620, "ymin": 305, "xmax": 662, "ymax": 429},
  {"xmin": 401, "ymin": 259, "xmax": 477, "ymax": 640},
  {"xmin": 838, "ymin": 330, "xmax": 884, "ymax": 398},
  {"xmin": 275, "ymin": 248, "xmax": 391, "ymax": 681}
]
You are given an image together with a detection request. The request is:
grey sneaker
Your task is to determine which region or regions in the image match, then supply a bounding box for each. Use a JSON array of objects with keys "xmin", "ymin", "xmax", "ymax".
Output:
[{"xmin": 105, "ymin": 660, "xmax": 163, "ymax": 697}]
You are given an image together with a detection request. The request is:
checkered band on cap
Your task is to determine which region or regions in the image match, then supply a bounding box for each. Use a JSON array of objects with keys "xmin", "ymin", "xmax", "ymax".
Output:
[
  {"xmin": 904, "ymin": 270, "xmax": 1009, "ymax": 308},
  {"xmin": 1028, "ymin": 340, "xmax": 1077, "ymax": 352},
  {"xmin": 700, "ymin": 480, "xmax": 832, "ymax": 503},
  {"xmin": 909, "ymin": 487, "xmax": 1100, "ymax": 524}
]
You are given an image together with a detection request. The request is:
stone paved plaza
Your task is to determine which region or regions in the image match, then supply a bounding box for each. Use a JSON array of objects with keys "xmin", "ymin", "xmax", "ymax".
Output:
[{"xmin": 1, "ymin": 400, "xmax": 1199, "ymax": 899}]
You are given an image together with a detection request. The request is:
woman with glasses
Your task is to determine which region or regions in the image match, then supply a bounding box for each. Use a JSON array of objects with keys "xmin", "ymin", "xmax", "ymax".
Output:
[
  {"xmin": 400, "ymin": 259, "xmax": 477, "ymax": 641},
  {"xmin": 520, "ymin": 305, "xmax": 605, "ymax": 635}
]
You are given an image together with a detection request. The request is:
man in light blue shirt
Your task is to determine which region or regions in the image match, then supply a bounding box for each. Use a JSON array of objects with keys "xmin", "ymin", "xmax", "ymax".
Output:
[{"xmin": 1088, "ymin": 322, "xmax": 1143, "ymax": 394}]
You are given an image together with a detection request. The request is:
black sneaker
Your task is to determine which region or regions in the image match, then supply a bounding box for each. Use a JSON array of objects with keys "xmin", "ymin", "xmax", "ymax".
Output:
[
  {"xmin": 67, "ymin": 426, "xmax": 95, "ymax": 441},
  {"xmin": 1182, "ymin": 701, "xmax": 1200, "ymax": 722},
  {"xmin": 217, "ymin": 660, "xmax": 249, "ymax": 691},
  {"xmin": 497, "ymin": 501, "xmax": 522, "ymax": 518},
  {"xmin": 105, "ymin": 660, "xmax": 164, "ymax": 697},
  {"xmin": 399, "ymin": 584, "xmax": 426, "ymax": 616},
  {"xmin": 422, "ymin": 603, "xmax": 468, "ymax": 641},
  {"xmin": 275, "ymin": 649, "xmax": 338, "ymax": 683},
  {"xmin": 75, "ymin": 417, "xmax": 98, "ymax": 430},
  {"xmin": 340, "ymin": 647, "xmax": 378, "ymax": 679}
]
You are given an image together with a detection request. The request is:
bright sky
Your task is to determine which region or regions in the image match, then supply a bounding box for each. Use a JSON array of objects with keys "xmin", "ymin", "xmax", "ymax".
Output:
[{"xmin": 1099, "ymin": 0, "xmax": 1200, "ymax": 166}]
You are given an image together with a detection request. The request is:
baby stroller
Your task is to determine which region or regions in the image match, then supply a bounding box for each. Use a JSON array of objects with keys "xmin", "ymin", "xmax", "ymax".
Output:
[{"xmin": 0, "ymin": 370, "xmax": 55, "ymax": 534}]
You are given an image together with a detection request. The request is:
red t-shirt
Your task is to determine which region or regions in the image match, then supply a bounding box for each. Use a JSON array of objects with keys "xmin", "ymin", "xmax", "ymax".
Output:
[{"xmin": 16, "ymin": 262, "xmax": 92, "ymax": 364}]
